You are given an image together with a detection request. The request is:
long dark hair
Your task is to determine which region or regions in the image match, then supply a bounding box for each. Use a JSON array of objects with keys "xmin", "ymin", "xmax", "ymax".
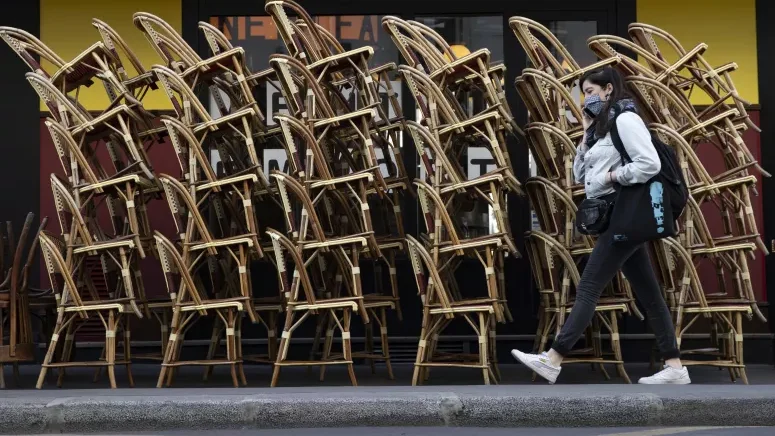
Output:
[{"xmin": 580, "ymin": 67, "xmax": 631, "ymax": 138}]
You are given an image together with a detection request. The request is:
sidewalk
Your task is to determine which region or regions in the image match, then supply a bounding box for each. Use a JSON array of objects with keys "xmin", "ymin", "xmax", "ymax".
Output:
[{"xmin": 1, "ymin": 363, "xmax": 774, "ymax": 434}]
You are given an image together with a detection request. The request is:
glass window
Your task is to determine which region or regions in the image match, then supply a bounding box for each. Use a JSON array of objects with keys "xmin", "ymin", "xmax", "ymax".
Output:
[
  {"xmin": 207, "ymin": 15, "xmax": 402, "ymax": 180},
  {"xmin": 414, "ymin": 16, "xmax": 504, "ymax": 237},
  {"xmin": 526, "ymin": 21, "xmax": 597, "ymax": 230}
]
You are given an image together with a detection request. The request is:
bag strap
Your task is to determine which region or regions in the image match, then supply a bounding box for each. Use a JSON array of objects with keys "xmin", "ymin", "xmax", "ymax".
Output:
[{"xmin": 608, "ymin": 105, "xmax": 633, "ymax": 165}]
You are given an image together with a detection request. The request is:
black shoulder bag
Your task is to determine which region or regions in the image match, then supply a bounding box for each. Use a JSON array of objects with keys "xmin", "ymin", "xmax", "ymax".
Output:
[{"xmin": 607, "ymin": 108, "xmax": 689, "ymax": 244}]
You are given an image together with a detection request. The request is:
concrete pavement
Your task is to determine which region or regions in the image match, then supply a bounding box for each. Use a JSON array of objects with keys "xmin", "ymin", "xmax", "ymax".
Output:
[
  {"xmin": 24, "ymin": 427, "xmax": 775, "ymax": 435},
  {"xmin": 2, "ymin": 383, "xmax": 775, "ymax": 434},
  {"xmin": 1, "ymin": 363, "xmax": 774, "ymax": 434}
]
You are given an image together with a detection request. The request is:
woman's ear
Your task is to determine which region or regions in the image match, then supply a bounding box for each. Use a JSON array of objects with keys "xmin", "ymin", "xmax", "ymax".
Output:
[{"xmin": 605, "ymin": 83, "xmax": 614, "ymax": 95}]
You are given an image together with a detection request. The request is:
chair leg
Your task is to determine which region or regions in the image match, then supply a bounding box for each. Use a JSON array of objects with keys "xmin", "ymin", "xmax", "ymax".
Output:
[
  {"xmin": 226, "ymin": 310, "xmax": 239, "ymax": 388},
  {"xmin": 57, "ymin": 322, "xmax": 77, "ymax": 388},
  {"xmin": 735, "ymin": 312, "xmax": 749, "ymax": 385},
  {"xmin": 412, "ymin": 324, "xmax": 428, "ymax": 387},
  {"xmin": 343, "ymin": 308, "xmax": 357, "ymax": 387},
  {"xmin": 157, "ymin": 311, "xmax": 182, "ymax": 388},
  {"xmin": 93, "ymin": 347, "xmax": 106, "ymax": 383},
  {"xmin": 124, "ymin": 317, "xmax": 134, "ymax": 388},
  {"xmin": 365, "ymin": 311, "xmax": 376, "ymax": 375},
  {"xmin": 479, "ymin": 313, "xmax": 490, "ymax": 385},
  {"xmin": 107, "ymin": 311, "xmax": 117, "ymax": 389},
  {"xmin": 592, "ymin": 316, "xmax": 610, "ymax": 381},
  {"xmin": 610, "ymin": 311, "xmax": 630, "ymax": 384},
  {"xmin": 237, "ymin": 314, "xmax": 247, "ymax": 387},
  {"xmin": 271, "ymin": 311, "xmax": 294, "ymax": 388},
  {"xmin": 378, "ymin": 308, "xmax": 394, "ymax": 380},
  {"xmin": 167, "ymin": 331, "xmax": 186, "ymax": 387},
  {"xmin": 488, "ymin": 315, "xmax": 500, "ymax": 383},
  {"xmin": 203, "ymin": 322, "xmax": 223, "ymax": 382},
  {"xmin": 308, "ymin": 311, "xmax": 326, "ymax": 374},
  {"xmin": 267, "ymin": 311, "xmax": 278, "ymax": 361},
  {"xmin": 37, "ymin": 313, "xmax": 68, "ymax": 389},
  {"xmin": 319, "ymin": 314, "xmax": 336, "ymax": 382}
]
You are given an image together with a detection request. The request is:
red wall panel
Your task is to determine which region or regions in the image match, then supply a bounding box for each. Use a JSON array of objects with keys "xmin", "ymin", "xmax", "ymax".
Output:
[
  {"xmin": 695, "ymin": 111, "xmax": 766, "ymax": 302},
  {"xmin": 39, "ymin": 117, "xmax": 179, "ymax": 299}
]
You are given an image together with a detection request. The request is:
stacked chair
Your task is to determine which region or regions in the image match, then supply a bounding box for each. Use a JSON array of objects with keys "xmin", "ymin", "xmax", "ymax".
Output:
[
  {"xmin": 383, "ymin": 16, "xmax": 521, "ymax": 385},
  {"xmin": 2, "ymin": 6, "xmax": 767, "ymax": 389},
  {"xmin": 591, "ymin": 23, "xmax": 767, "ymax": 383},
  {"xmin": 512, "ymin": 17, "xmax": 767, "ymax": 384},
  {"xmin": 2, "ymin": 21, "xmax": 167, "ymax": 388},
  {"xmin": 0, "ymin": 213, "xmax": 49, "ymax": 388},
  {"xmin": 262, "ymin": 0, "xmax": 411, "ymax": 385},
  {"xmin": 510, "ymin": 17, "xmax": 639, "ymax": 383}
]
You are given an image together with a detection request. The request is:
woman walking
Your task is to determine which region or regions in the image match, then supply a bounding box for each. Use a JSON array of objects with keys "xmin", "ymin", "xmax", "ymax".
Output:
[{"xmin": 511, "ymin": 67, "xmax": 690, "ymax": 385}]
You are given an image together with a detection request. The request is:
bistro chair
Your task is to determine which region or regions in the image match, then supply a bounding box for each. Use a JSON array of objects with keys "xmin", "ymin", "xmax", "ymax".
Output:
[
  {"xmin": 405, "ymin": 234, "xmax": 499, "ymax": 385},
  {"xmin": 0, "ymin": 214, "xmax": 47, "ymax": 388}
]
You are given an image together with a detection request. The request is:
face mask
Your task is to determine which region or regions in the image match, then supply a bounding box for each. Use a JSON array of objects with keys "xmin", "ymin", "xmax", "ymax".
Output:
[{"xmin": 583, "ymin": 94, "xmax": 607, "ymax": 118}]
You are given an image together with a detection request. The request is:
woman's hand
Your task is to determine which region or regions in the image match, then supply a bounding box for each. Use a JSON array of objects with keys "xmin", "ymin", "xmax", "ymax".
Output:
[{"xmin": 581, "ymin": 111, "xmax": 593, "ymax": 131}]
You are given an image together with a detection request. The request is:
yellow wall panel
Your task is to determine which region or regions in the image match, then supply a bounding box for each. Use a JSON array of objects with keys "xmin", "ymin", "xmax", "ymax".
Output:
[
  {"xmin": 637, "ymin": 0, "xmax": 758, "ymax": 105},
  {"xmin": 40, "ymin": 0, "xmax": 181, "ymax": 110}
]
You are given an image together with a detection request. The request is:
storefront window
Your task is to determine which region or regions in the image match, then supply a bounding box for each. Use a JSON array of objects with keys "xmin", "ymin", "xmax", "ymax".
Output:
[
  {"xmin": 207, "ymin": 15, "xmax": 401, "ymax": 180},
  {"xmin": 413, "ymin": 16, "xmax": 504, "ymax": 236},
  {"xmin": 527, "ymin": 21, "xmax": 597, "ymax": 230}
]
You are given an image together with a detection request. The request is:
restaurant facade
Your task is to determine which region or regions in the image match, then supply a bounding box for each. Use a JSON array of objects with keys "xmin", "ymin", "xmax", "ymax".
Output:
[{"xmin": 1, "ymin": 0, "xmax": 772, "ymax": 363}]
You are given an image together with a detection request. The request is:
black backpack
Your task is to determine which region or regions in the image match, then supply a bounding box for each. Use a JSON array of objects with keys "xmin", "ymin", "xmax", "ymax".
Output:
[{"xmin": 606, "ymin": 108, "xmax": 689, "ymax": 244}]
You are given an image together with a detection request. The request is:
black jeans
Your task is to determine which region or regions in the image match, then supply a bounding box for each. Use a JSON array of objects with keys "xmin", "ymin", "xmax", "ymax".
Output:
[{"xmin": 551, "ymin": 230, "xmax": 681, "ymax": 360}]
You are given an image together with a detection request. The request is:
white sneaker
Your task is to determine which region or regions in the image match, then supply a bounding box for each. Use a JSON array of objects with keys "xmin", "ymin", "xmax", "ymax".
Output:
[
  {"xmin": 638, "ymin": 365, "xmax": 691, "ymax": 385},
  {"xmin": 511, "ymin": 349, "xmax": 561, "ymax": 384}
]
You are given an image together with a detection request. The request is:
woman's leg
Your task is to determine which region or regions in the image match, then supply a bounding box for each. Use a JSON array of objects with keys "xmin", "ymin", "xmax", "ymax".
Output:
[
  {"xmin": 550, "ymin": 231, "xmax": 641, "ymax": 362},
  {"xmin": 619, "ymin": 243, "xmax": 681, "ymax": 364},
  {"xmin": 512, "ymin": 231, "xmax": 641, "ymax": 383}
]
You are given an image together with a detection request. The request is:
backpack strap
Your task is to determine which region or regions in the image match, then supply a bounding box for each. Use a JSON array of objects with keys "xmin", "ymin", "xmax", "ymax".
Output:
[{"xmin": 609, "ymin": 105, "xmax": 633, "ymax": 165}]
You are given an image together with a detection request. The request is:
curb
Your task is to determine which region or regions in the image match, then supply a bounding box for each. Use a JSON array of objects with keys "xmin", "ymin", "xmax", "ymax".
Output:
[{"xmin": 1, "ymin": 387, "xmax": 774, "ymax": 434}]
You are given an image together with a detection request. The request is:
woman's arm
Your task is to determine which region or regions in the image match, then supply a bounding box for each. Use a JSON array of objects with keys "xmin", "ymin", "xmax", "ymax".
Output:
[
  {"xmin": 611, "ymin": 112, "xmax": 661, "ymax": 185},
  {"xmin": 573, "ymin": 140, "xmax": 588, "ymax": 184}
]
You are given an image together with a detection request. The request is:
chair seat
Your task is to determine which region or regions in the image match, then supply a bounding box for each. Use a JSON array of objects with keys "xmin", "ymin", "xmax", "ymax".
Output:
[
  {"xmin": 51, "ymin": 42, "xmax": 114, "ymax": 92},
  {"xmin": 429, "ymin": 48, "xmax": 491, "ymax": 82},
  {"xmin": 188, "ymin": 235, "xmax": 255, "ymax": 251},
  {"xmin": 307, "ymin": 46, "xmax": 374, "ymax": 74},
  {"xmin": 71, "ymin": 105, "xmax": 137, "ymax": 136},
  {"xmin": 124, "ymin": 71, "xmax": 158, "ymax": 90},
  {"xmin": 194, "ymin": 107, "xmax": 258, "ymax": 133},
  {"xmin": 288, "ymin": 297, "xmax": 361, "ymax": 311},
  {"xmin": 72, "ymin": 235, "xmax": 137, "ymax": 254},
  {"xmin": 181, "ymin": 47, "xmax": 246, "ymax": 78},
  {"xmin": 177, "ymin": 297, "xmax": 247, "ymax": 312},
  {"xmin": 428, "ymin": 303, "xmax": 495, "ymax": 315}
]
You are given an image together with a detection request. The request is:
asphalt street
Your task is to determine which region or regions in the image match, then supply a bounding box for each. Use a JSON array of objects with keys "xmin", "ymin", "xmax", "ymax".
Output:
[{"xmin": 30, "ymin": 427, "xmax": 774, "ymax": 436}]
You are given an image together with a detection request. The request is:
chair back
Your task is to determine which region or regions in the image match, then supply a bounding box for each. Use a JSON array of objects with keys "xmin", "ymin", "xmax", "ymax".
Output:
[
  {"xmin": 26, "ymin": 73, "xmax": 92, "ymax": 129},
  {"xmin": 269, "ymin": 54, "xmax": 337, "ymax": 120},
  {"xmin": 0, "ymin": 26, "xmax": 66, "ymax": 77},
  {"xmin": 92, "ymin": 19, "xmax": 151, "ymax": 83},
  {"xmin": 134, "ymin": 12, "xmax": 201, "ymax": 72},
  {"xmin": 153, "ymin": 231, "xmax": 206, "ymax": 307},
  {"xmin": 509, "ymin": 17, "xmax": 580, "ymax": 79},
  {"xmin": 152, "ymin": 65, "xmax": 212, "ymax": 124},
  {"xmin": 265, "ymin": 0, "xmax": 328, "ymax": 63}
]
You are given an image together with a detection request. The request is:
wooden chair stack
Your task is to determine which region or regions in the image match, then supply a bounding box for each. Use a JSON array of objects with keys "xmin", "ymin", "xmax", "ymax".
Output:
[
  {"xmin": 0, "ymin": 213, "xmax": 48, "ymax": 388},
  {"xmin": 1, "ymin": 21, "xmax": 172, "ymax": 387},
  {"xmin": 261, "ymin": 0, "xmax": 412, "ymax": 385},
  {"xmin": 384, "ymin": 16, "xmax": 521, "ymax": 385},
  {"xmin": 133, "ymin": 12, "xmax": 288, "ymax": 387},
  {"xmin": 588, "ymin": 23, "xmax": 768, "ymax": 383},
  {"xmin": 510, "ymin": 17, "xmax": 648, "ymax": 383}
]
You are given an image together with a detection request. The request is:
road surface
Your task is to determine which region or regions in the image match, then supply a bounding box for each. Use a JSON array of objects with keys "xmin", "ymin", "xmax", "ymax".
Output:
[{"xmin": 33, "ymin": 427, "xmax": 773, "ymax": 436}]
